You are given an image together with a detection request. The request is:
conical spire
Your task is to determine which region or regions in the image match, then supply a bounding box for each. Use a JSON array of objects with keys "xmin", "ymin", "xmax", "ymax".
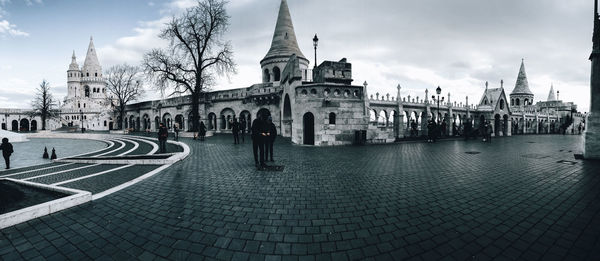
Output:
[
  {"xmin": 262, "ymin": 0, "xmax": 306, "ymax": 62},
  {"xmin": 511, "ymin": 59, "xmax": 533, "ymax": 95},
  {"xmin": 82, "ymin": 36, "xmax": 102, "ymax": 77},
  {"xmin": 547, "ymin": 84, "xmax": 556, "ymax": 101},
  {"xmin": 69, "ymin": 50, "xmax": 79, "ymax": 71}
]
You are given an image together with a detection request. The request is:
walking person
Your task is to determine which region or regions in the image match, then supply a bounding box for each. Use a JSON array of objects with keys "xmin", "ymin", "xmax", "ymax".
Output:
[
  {"xmin": 240, "ymin": 118, "xmax": 246, "ymax": 143},
  {"xmin": 174, "ymin": 122, "xmax": 180, "ymax": 141},
  {"xmin": 158, "ymin": 123, "xmax": 168, "ymax": 153},
  {"xmin": 199, "ymin": 121, "xmax": 207, "ymax": 141},
  {"xmin": 232, "ymin": 119, "xmax": 240, "ymax": 144},
  {"xmin": 251, "ymin": 114, "xmax": 268, "ymax": 169},
  {"xmin": 427, "ymin": 120, "xmax": 435, "ymax": 143},
  {"xmin": 265, "ymin": 117, "xmax": 277, "ymax": 162},
  {"xmin": 0, "ymin": 138, "xmax": 14, "ymax": 169}
]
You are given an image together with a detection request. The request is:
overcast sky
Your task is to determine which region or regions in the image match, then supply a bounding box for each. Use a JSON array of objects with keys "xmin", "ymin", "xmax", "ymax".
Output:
[{"xmin": 0, "ymin": 0, "xmax": 594, "ymax": 112}]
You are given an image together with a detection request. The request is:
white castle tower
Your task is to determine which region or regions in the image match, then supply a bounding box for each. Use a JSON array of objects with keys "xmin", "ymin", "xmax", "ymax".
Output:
[{"xmin": 61, "ymin": 37, "xmax": 113, "ymax": 130}]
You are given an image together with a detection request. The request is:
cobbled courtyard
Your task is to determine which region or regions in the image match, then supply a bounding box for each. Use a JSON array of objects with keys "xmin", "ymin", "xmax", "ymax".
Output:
[{"xmin": 1, "ymin": 134, "xmax": 599, "ymax": 261}]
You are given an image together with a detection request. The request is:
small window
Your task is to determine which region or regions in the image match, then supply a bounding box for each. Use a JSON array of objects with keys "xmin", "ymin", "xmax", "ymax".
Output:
[
  {"xmin": 324, "ymin": 88, "xmax": 330, "ymax": 96},
  {"xmin": 310, "ymin": 89, "xmax": 317, "ymax": 96},
  {"xmin": 344, "ymin": 90, "xmax": 350, "ymax": 97},
  {"xmin": 329, "ymin": 112, "xmax": 336, "ymax": 125},
  {"xmin": 95, "ymin": 72, "xmax": 98, "ymax": 77},
  {"xmin": 87, "ymin": 72, "xmax": 89, "ymax": 77},
  {"xmin": 334, "ymin": 89, "xmax": 341, "ymax": 96},
  {"xmin": 353, "ymin": 90, "xmax": 359, "ymax": 97},
  {"xmin": 301, "ymin": 89, "xmax": 308, "ymax": 96}
]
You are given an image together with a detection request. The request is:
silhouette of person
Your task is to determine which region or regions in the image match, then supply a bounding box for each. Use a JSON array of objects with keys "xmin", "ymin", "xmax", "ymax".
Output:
[
  {"xmin": 0, "ymin": 138, "xmax": 14, "ymax": 169},
  {"xmin": 265, "ymin": 117, "xmax": 277, "ymax": 162}
]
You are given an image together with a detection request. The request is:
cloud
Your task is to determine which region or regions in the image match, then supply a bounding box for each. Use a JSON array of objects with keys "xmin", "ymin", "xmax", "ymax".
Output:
[
  {"xmin": 24, "ymin": 0, "xmax": 42, "ymax": 6},
  {"xmin": 0, "ymin": 19, "xmax": 28, "ymax": 36}
]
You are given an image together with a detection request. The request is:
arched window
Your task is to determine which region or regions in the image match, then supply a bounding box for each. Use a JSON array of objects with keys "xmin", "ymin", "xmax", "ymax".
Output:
[
  {"xmin": 329, "ymin": 112, "xmax": 336, "ymax": 124},
  {"xmin": 511, "ymin": 99, "xmax": 514, "ymax": 106},
  {"xmin": 516, "ymin": 98, "xmax": 520, "ymax": 106},
  {"xmin": 86, "ymin": 72, "xmax": 89, "ymax": 77},
  {"xmin": 104, "ymin": 121, "xmax": 107, "ymax": 126},
  {"xmin": 263, "ymin": 69, "xmax": 270, "ymax": 82},
  {"xmin": 500, "ymin": 99, "xmax": 504, "ymax": 110},
  {"xmin": 95, "ymin": 72, "xmax": 98, "ymax": 77},
  {"xmin": 273, "ymin": 67, "xmax": 281, "ymax": 81},
  {"xmin": 524, "ymin": 98, "xmax": 529, "ymax": 105}
]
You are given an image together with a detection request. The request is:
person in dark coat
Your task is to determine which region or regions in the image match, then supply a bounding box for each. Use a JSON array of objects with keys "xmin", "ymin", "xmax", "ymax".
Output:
[
  {"xmin": 464, "ymin": 120, "xmax": 472, "ymax": 140},
  {"xmin": 198, "ymin": 121, "xmax": 207, "ymax": 141},
  {"xmin": 240, "ymin": 118, "xmax": 246, "ymax": 143},
  {"xmin": 251, "ymin": 114, "xmax": 269, "ymax": 168},
  {"xmin": 427, "ymin": 120, "xmax": 437, "ymax": 143},
  {"xmin": 232, "ymin": 119, "xmax": 240, "ymax": 144},
  {"xmin": 265, "ymin": 117, "xmax": 277, "ymax": 162},
  {"xmin": 0, "ymin": 138, "xmax": 14, "ymax": 169},
  {"xmin": 158, "ymin": 123, "xmax": 168, "ymax": 153}
]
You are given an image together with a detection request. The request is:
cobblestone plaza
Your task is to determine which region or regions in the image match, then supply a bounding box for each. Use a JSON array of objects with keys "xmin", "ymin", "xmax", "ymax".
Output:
[{"xmin": 1, "ymin": 135, "xmax": 599, "ymax": 260}]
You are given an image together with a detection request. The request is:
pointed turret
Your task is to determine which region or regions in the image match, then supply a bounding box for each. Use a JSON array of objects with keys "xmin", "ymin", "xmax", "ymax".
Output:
[
  {"xmin": 69, "ymin": 50, "xmax": 79, "ymax": 71},
  {"xmin": 547, "ymin": 84, "xmax": 557, "ymax": 101},
  {"xmin": 82, "ymin": 36, "xmax": 102, "ymax": 78},
  {"xmin": 262, "ymin": 0, "xmax": 306, "ymax": 62},
  {"xmin": 511, "ymin": 59, "xmax": 533, "ymax": 95}
]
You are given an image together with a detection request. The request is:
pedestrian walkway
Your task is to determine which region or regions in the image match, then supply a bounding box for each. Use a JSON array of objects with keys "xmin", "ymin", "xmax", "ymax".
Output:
[{"xmin": 1, "ymin": 135, "xmax": 599, "ymax": 260}]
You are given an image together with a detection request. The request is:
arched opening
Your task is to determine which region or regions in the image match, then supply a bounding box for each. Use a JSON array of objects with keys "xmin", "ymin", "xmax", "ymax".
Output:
[
  {"xmin": 1, "ymin": 123, "xmax": 5, "ymax": 130},
  {"xmin": 162, "ymin": 113, "xmax": 172, "ymax": 129},
  {"xmin": 136, "ymin": 117, "xmax": 141, "ymax": 131},
  {"xmin": 369, "ymin": 110, "xmax": 377, "ymax": 124},
  {"xmin": 273, "ymin": 66, "xmax": 281, "ymax": 82},
  {"xmin": 494, "ymin": 114, "xmax": 501, "ymax": 137},
  {"xmin": 143, "ymin": 114, "xmax": 149, "ymax": 130},
  {"xmin": 303, "ymin": 112, "xmax": 315, "ymax": 145},
  {"xmin": 240, "ymin": 110, "xmax": 251, "ymax": 132},
  {"xmin": 20, "ymin": 118, "xmax": 30, "ymax": 132},
  {"xmin": 155, "ymin": 116, "xmax": 160, "ymax": 130},
  {"xmin": 11, "ymin": 120, "xmax": 18, "ymax": 131},
  {"xmin": 263, "ymin": 69, "xmax": 270, "ymax": 82},
  {"xmin": 175, "ymin": 114, "xmax": 184, "ymax": 130},
  {"xmin": 524, "ymin": 98, "xmax": 529, "ymax": 105},
  {"xmin": 329, "ymin": 112, "xmax": 336, "ymax": 125},
  {"xmin": 516, "ymin": 98, "xmax": 520, "ymax": 106},
  {"xmin": 499, "ymin": 99, "xmax": 505, "ymax": 110},
  {"xmin": 31, "ymin": 120, "xmax": 37, "ymax": 131},
  {"xmin": 511, "ymin": 99, "xmax": 514, "ymax": 106},
  {"xmin": 282, "ymin": 94, "xmax": 292, "ymax": 137},
  {"xmin": 257, "ymin": 108, "xmax": 271, "ymax": 119},
  {"xmin": 84, "ymin": 86, "xmax": 90, "ymax": 97},
  {"xmin": 378, "ymin": 110, "xmax": 387, "ymax": 126},
  {"xmin": 503, "ymin": 115, "xmax": 509, "ymax": 136},
  {"xmin": 220, "ymin": 108, "xmax": 235, "ymax": 130},
  {"xmin": 479, "ymin": 115, "xmax": 485, "ymax": 130},
  {"xmin": 208, "ymin": 113, "xmax": 217, "ymax": 130}
]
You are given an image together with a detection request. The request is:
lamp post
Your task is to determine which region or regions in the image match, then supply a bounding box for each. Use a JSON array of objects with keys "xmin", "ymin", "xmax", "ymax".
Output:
[
  {"xmin": 313, "ymin": 34, "xmax": 319, "ymax": 69},
  {"xmin": 79, "ymin": 109, "xmax": 84, "ymax": 133},
  {"xmin": 432, "ymin": 86, "xmax": 444, "ymax": 124}
]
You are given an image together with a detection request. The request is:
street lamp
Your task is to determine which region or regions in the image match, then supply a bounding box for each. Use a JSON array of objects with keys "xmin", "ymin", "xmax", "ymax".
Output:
[
  {"xmin": 79, "ymin": 109, "xmax": 84, "ymax": 133},
  {"xmin": 432, "ymin": 86, "xmax": 445, "ymax": 124},
  {"xmin": 313, "ymin": 34, "xmax": 319, "ymax": 69}
]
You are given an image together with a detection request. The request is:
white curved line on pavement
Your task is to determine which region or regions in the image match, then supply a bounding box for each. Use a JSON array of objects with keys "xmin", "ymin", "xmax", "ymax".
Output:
[
  {"xmin": 22, "ymin": 164, "xmax": 100, "ymax": 181},
  {"xmin": 56, "ymin": 139, "xmax": 115, "ymax": 161},
  {"xmin": 95, "ymin": 139, "xmax": 125, "ymax": 157},
  {"xmin": 118, "ymin": 138, "xmax": 139, "ymax": 156},
  {"xmin": 126, "ymin": 137, "xmax": 159, "ymax": 155},
  {"xmin": 92, "ymin": 164, "xmax": 171, "ymax": 200},
  {"xmin": 0, "ymin": 163, "xmax": 76, "ymax": 178},
  {"xmin": 52, "ymin": 164, "xmax": 133, "ymax": 186}
]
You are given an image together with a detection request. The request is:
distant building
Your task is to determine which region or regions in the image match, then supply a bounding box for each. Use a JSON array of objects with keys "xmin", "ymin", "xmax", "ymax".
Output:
[{"xmin": 0, "ymin": 0, "xmax": 585, "ymax": 143}]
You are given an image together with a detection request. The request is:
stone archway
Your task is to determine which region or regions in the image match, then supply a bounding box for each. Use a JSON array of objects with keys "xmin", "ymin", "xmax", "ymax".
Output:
[
  {"xmin": 303, "ymin": 112, "xmax": 315, "ymax": 145},
  {"xmin": 20, "ymin": 118, "xmax": 29, "ymax": 132},
  {"xmin": 503, "ymin": 115, "xmax": 509, "ymax": 136},
  {"xmin": 11, "ymin": 120, "xmax": 18, "ymax": 131},
  {"xmin": 494, "ymin": 114, "xmax": 501, "ymax": 137},
  {"xmin": 31, "ymin": 120, "xmax": 37, "ymax": 131}
]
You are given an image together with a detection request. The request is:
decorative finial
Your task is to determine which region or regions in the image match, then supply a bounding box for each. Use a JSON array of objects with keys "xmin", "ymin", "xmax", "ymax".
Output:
[
  {"xmin": 485, "ymin": 81, "xmax": 488, "ymax": 89},
  {"xmin": 363, "ymin": 81, "xmax": 368, "ymax": 87},
  {"xmin": 501, "ymin": 79, "xmax": 504, "ymax": 88},
  {"xmin": 90, "ymin": 35, "xmax": 93, "ymax": 41}
]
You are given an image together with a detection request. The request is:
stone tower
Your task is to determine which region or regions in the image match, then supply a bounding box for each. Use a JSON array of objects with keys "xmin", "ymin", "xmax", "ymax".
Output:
[
  {"xmin": 67, "ymin": 51, "xmax": 80, "ymax": 98},
  {"xmin": 585, "ymin": 0, "xmax": 600, "ymax": 159},
  {"xmin": 80, "ymin": 36, "xmax": 106, "ymax": 100},
  {"xmin": 547, "ymin": 84, "xmax": 557, "ymax": 101},
  {"xmin": 260, "ymin": 0, "xmax": 309, "ymax": 84},
  {"xmin": 509, "ymin": 59, "xmax": 534, "ymax": 107}
]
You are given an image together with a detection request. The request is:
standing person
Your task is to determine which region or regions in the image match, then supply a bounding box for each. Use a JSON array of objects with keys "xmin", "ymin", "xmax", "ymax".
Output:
[
  {"xmin": 427, "ymin": 120, "xmax": 435, "ymax": 143},
  {"xmin": 173, "ymin": 122, "xmax": 180, "ymax": 141},
  {"xmin": 232, "ymin": 119, "xmax": 240, "ymax": 144},
  {"xmin": 487, "ymin": 121, "xmax": 493, "ymax": 142},
  {"xmin": 251, "ymin": 114, "xmax": 268, "ymax": 169},
  {"xmin": 158, "ymin": 123, "xmax": 168, "ymax": 153},
  {"xmin": 0, "ymin": 138, "xmax": 14, "ymax": 169},
  {"xmin": 199, "ymin": 121, "xmax": 207, "ymax": 141},
  {"xmin": 265, "ymin": 117, "xmax": 277, "ymax": 162},
  {"xmin": 240, "ymin": 118, "xmax": 246, "ymax": 143},
  {"xmin": 464, "ymin": 120, "xmax": 472, "ymax": 140}
]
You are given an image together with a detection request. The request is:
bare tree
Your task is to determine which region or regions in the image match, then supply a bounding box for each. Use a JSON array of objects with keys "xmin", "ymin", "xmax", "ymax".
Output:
[
  {"xmin": 31, "ymin": 79, "xmax": 56, "ymax": 130},
  {"xmin": 105, "ymin": 64, "xmax": 144, "ymax": 130},
  {"xmin": 143, "ymin": 0, "xmax": 235, "ymax": 132}
]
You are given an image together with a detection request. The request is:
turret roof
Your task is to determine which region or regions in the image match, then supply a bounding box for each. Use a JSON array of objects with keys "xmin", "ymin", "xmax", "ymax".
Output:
[
  {"xmin": 511, "ymin": 60, "xmax": 533, "ymax": 95},
  {"xmin": 262, "ymin": 0, "xmax": 306, "ymax": 63},
  {"xmin": 547, "ymin": 84, "xmax": 557, "ymax": 101},
  {"xmin": 82, "ymin": 36, "xmax": 102, "ymax": 75},
  {"xmin": 69, "ymin": 50, "xmax": 79, "ymax": 71}
]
